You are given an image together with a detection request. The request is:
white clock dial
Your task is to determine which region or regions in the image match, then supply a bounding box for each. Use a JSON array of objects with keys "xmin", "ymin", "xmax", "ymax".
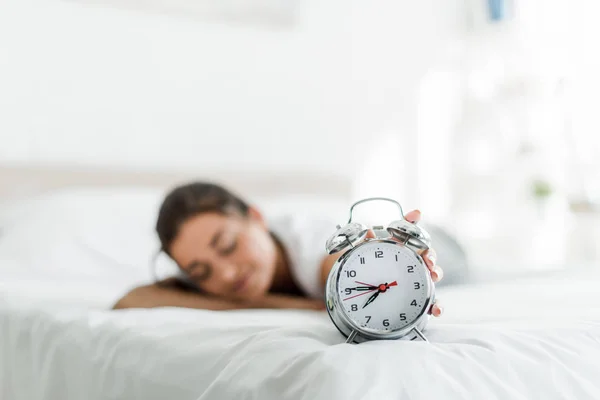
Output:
[{"xmin": 337, "ymin": 241, "xmax": 430, "ymax": 333}]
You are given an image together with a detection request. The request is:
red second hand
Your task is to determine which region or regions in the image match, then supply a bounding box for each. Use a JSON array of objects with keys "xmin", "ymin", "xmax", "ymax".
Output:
[
  {"xmin": 343, "ymin": 288, "xmax": 377, "ymax": 301},
  {"xmin": 356, "ymin": 280, "xmax": 398, "ymax": 288},
  {"xmin": 344, "ymin": 280, "xmax": 398, "ymax": 301},
  {"xmin": 355, "ymin": 280, "xmax": 377, "ymax": 287}
]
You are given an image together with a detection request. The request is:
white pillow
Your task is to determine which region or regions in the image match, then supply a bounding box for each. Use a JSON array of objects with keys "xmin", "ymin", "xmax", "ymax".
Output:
[
  {"xmin": 0, "ymin": 186, "xmax": 349, "ymax": 284},
  {"xmin": 0, "ymin": 186, "xmax": 168, "ymax": 283},
  {"xmin": 0, "ymin": 187, "xmax": 175, "ymax": 309}
]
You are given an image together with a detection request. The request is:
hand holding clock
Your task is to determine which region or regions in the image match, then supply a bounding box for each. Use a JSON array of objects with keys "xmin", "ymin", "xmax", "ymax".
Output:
[
  {"xmin": 363, "ymin": 209, "xmax": 443, "ymax": 318},
  {"xmin": 324, "ymin": 199, "xmax": 444, "ymax": 343}
]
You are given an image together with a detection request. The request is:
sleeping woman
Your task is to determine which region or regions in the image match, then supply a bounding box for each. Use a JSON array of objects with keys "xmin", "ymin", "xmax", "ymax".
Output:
[{"xmin": 113, "ymin": 182, "xmax": 444, "ymax": 317}]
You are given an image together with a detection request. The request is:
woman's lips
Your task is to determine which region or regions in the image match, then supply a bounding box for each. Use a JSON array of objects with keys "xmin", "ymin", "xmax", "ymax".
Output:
[{"xmin": 233, "ymin": 273, "xmax": 252, "ymax": 292}]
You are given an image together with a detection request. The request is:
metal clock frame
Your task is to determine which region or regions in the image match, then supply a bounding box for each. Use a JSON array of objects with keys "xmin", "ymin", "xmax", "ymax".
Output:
[{"xmin": 325, "ymin": 197, "xmax": 436, "ymax": 344}]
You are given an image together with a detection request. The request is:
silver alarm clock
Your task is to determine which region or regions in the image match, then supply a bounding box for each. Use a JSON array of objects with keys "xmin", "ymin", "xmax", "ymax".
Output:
[{"xmin": 325, "ymin": 197, "xmax": 435, "ymax": 344}]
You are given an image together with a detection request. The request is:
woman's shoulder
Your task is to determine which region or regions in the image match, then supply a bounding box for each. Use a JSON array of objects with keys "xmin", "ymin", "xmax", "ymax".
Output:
[
  {"xmin": 267, "ymin": 211, "xmax": 337, "ymax": 232},
  {"xmin": 266, "ymin": 212, "xmax": 339, "ymax": 254},
  {"xmin": 266, "ymin": 212, "xmax": 338, "ymax": 299}
]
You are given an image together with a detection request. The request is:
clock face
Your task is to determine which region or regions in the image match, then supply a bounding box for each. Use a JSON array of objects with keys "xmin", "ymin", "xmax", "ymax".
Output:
[{"xmin": 336, "ymin": 240, "xmax": 431, "ymax": 334}]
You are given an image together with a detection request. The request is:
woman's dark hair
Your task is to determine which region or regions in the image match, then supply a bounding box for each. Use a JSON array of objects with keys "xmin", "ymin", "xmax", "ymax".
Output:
[{"xmin": 156, "ymin": 182, "xmax": 249, "ymax": 255}]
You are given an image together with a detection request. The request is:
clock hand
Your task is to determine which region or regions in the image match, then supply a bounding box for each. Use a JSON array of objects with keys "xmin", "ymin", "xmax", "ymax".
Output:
[
  {"xmin": 347, "ymin": 286, "xmax": 377, "ymax": 292},
  {"xmin": 355, "ymin": 280, "xmax": 377, "ymax": 288},
  {"xmin": 377, "ymin": 281, "xmax": 398, "ymax": 292},
  {"xmin": 344, "ymin": 280, "xmax": 398, "ymax": 302},
  {"xmin": 357, "ymin": 280, "xmax": 398, "ymax": 289},
  {"xmin": 343, "ymin": 288, "xmax": 378, "ymax": 301},
  {"xmin": 362, "ymin": 291, "xmax": 380, "ymax": 309}
]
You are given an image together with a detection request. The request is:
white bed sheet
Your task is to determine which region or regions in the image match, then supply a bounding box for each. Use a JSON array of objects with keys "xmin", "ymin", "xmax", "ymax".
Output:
[
  {"xmin": 2, "ymin": 270, "xmax": 600, "ymax": 400},
  {"xmin": 1, "ymin": 188, "xmax": 599, "ymax": 399}
]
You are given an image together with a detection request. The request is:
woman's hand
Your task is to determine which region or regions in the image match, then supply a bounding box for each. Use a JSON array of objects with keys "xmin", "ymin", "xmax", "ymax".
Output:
[
  {"xmin": 396, "ymin": 209, "xmax": 444, "ymax": 318},
  {"xmin": 320, "ymin": 209, "xmax": 444, "ymax": 318}
]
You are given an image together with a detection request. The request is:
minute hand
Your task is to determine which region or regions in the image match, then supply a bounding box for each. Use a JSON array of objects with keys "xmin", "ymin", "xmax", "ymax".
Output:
[
  {"xmin": 351, "ymin": 286, "xmax": 377, "ymax": 291},
  {"xmin": 362, "ymin": 291, "xmax": 380, "ymax": 309}
]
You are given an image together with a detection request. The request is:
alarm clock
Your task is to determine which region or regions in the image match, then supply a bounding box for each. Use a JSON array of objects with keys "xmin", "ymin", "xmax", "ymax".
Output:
[{"xmin": 324, "ymin": 197, "xmax": 435, "ymax": 344}]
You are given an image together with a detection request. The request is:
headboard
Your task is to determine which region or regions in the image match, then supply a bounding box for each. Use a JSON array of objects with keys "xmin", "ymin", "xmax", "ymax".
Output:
[{"xmin": 0, "ymin": 163, "xmax": 354, "ymax": 204}]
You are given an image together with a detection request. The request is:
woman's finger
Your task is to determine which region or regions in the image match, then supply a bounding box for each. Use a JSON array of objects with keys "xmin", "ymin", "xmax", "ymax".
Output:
[
  {"xmin": 430, "ymin": 302, "xmax": 443, "ymax": 317},
  {"xmin": 421, "ymin": 249, "xmax": 443, "ymax": 281},
  {"xmin": 421, "ymin": 249, "xmax": 443, "ymax": 282},
  {"xmin": 404, "ymin": 209, "xmax": 421, "ymax": 224},
  {"xmin": 422, "ymin": 248, "xmax": 437, "ymax": 269},
  {"xmin": 430, "ymin": 265, "xmax": 444, "ymax": 283}
]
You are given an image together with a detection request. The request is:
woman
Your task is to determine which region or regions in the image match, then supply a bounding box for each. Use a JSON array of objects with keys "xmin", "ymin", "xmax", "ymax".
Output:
[{"xmin": 113, "ymin": 182, "xmax": 444, "ymax": 317}]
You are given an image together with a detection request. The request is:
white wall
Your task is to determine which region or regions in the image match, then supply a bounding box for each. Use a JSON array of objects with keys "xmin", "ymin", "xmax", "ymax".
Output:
[
  {"xmin": 6, "ymin": 0, "xmax": 596, "ymax": 270},
  {"xmin": 0, "ymin": 0, "xmax": 466, "ymax": 192}
]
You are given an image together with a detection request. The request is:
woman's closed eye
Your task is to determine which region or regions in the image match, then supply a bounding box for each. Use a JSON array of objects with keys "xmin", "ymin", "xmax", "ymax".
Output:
[
  {"xmin": 186, "ymin": 261, "xmax": 212, "ymax": 281},
  {"xmin": 221, "ymin": 237, "xmax": 238, "ymax": 256}
]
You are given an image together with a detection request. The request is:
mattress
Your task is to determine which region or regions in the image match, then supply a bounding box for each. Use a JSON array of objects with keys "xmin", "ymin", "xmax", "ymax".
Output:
[{"xmin": 2, "ymin": 271, "xmax": 600, "ymax": 400}]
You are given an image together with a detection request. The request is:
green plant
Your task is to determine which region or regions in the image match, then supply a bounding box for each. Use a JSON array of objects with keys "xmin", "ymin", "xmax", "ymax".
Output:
[{"xmin": 532, "ymin": 179, "xmax": 553, "ymax": 199}]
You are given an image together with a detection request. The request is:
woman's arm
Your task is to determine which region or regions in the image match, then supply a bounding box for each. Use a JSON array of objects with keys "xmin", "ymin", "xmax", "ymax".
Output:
[{"xmin": 112, "ymin": 278, "xmax": 325, "ymax": 311}]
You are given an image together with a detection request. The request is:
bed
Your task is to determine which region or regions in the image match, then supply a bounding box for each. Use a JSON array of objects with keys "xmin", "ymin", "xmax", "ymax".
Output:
[{"xmin": 1, "ymin": 165, "xmax": 599, "ymax": 400}]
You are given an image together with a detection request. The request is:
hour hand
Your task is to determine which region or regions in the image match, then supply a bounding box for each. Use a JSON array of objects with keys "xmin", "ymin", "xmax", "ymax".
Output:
[
  {"xmin": 349, "ymin": 286, "xmax": 376, "ymax": 291},
  {"xmin": 362, "ymin": 291, "xmax": 380, "ymax": 309}
]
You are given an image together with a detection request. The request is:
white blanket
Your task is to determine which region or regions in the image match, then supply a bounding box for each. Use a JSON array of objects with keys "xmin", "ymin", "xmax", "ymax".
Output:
[
  {"xmin": 2, "ymin": 271, "xmax": 600, "ymax": 400},
  {"xmin": 1, "ymin": 189, "xmax": 599, "ymax": 399}
]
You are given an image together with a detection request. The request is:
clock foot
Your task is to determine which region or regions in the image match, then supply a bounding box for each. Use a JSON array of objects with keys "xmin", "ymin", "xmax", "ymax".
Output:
[
  {"xmin": 412, "ymin": 327, "xmax": 429, "ymax": 343},
  {"xmin": 345, "ymin": 330, "xmax": 358, "ymax": 344}
]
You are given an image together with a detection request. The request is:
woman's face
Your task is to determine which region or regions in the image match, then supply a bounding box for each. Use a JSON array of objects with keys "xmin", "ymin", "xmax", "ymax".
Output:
[{"xmin": 168, "ymin": 208, "xmax": 278, "ymax": 301}]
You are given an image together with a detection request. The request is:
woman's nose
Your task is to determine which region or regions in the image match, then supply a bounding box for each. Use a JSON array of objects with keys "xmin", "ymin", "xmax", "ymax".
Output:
[{"xmin": 218, "ymin": 262, "xmax": 238, "ymax": 283}]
